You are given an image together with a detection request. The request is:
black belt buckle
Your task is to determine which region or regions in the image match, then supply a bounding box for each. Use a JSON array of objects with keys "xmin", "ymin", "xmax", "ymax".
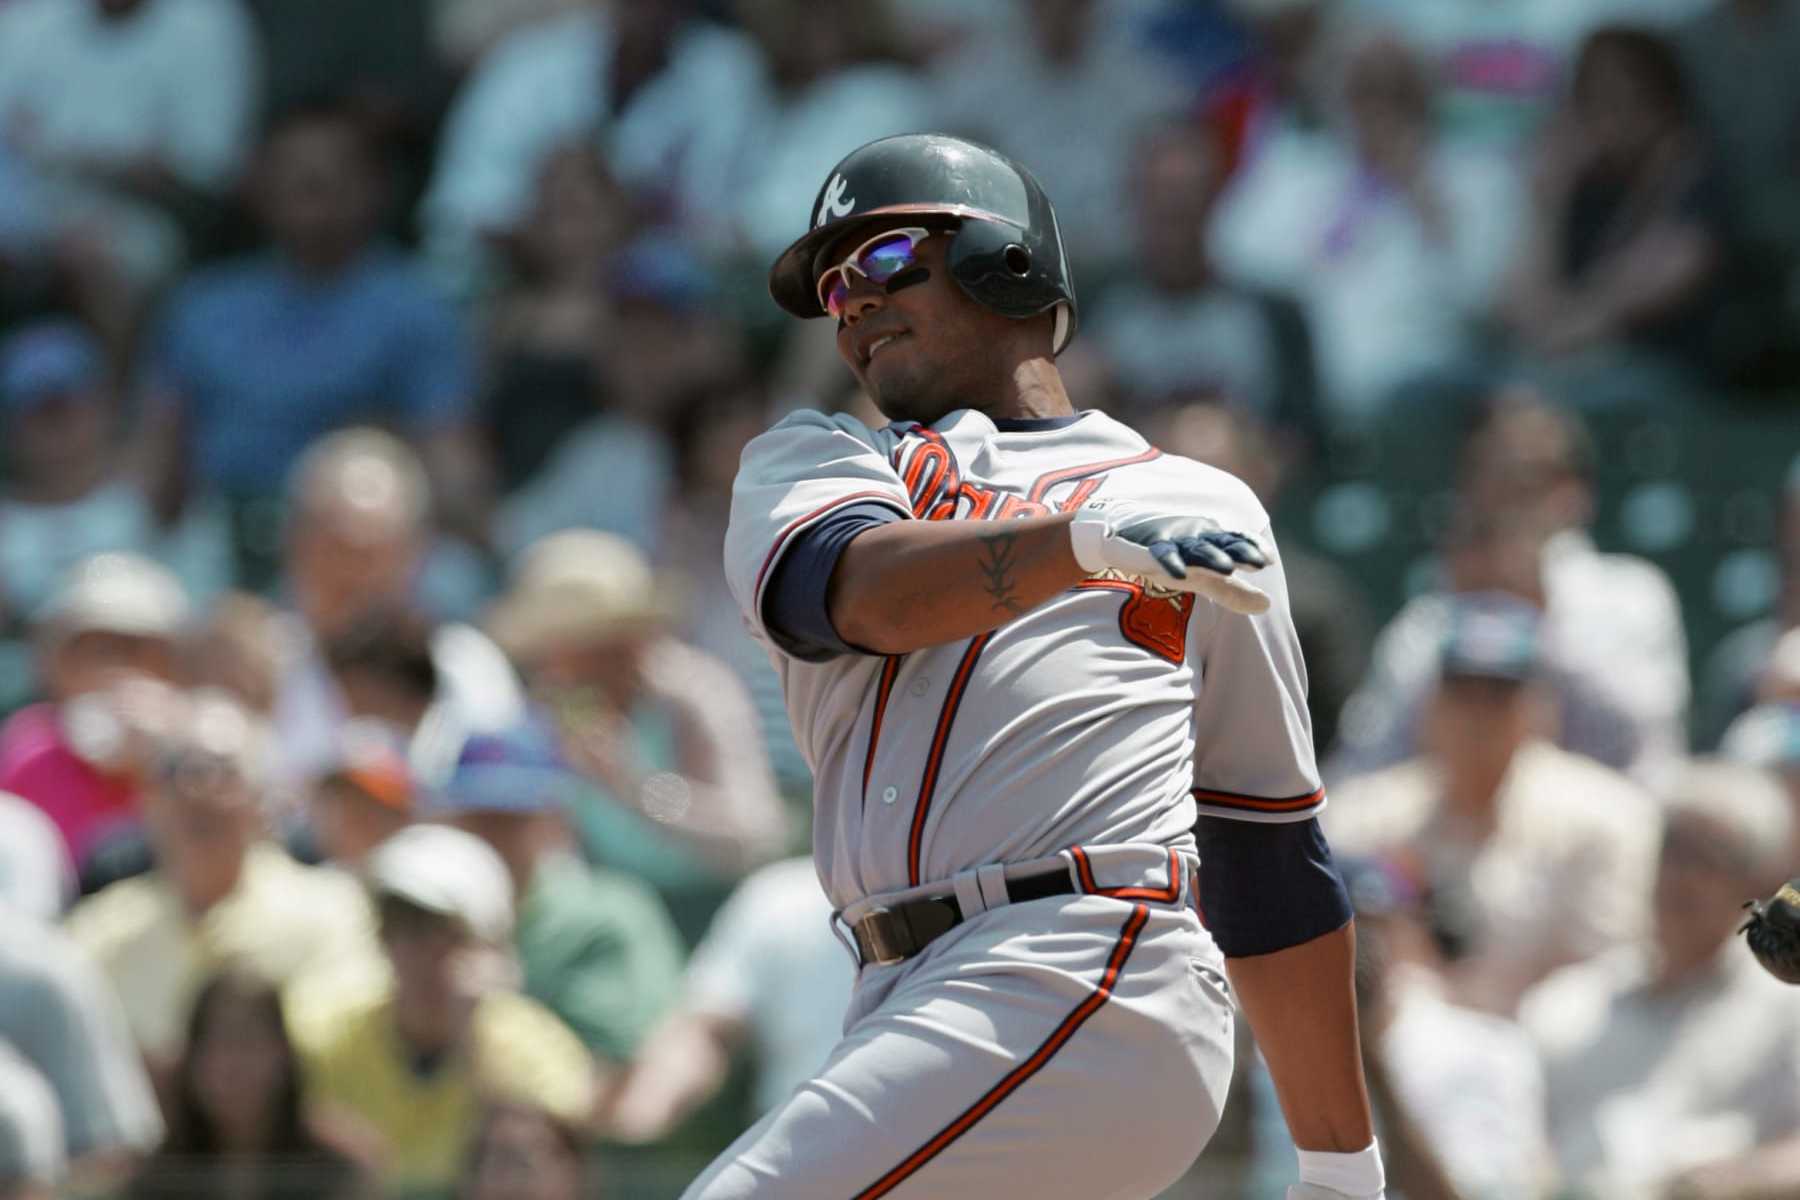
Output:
[
  {"xmin": 852, "ymin": 895, "xmax": 962, "ymax": 967},
  {"xmin": 853, "ymin": 908, "xmax": 913, "ymax": 967}
]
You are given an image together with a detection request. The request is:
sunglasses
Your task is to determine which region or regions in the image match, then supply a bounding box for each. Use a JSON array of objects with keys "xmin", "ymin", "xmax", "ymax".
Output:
[{"xmin": 816, "ymin": 227, "xmax": 933, "ymax": 320}]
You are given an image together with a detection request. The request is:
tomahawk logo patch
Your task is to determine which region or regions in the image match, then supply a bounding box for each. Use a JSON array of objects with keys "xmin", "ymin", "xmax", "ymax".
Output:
[{"xmin": 816, "ymin": 174, "xmax": 855, "ymax": 227}]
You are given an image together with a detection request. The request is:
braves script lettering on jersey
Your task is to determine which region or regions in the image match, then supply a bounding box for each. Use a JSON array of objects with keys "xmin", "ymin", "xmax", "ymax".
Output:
[{"xmin": 684, "ymin": 407, "xmax": 1325, "ymax": 1199}]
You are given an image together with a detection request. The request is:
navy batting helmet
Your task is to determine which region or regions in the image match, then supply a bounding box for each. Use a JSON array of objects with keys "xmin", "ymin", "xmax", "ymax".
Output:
[{"xmin": 768, "ymin": 133, "xmax": 1078, "ymax": 354}]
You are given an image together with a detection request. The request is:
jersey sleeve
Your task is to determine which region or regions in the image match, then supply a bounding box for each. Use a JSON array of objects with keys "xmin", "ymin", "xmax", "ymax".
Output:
[
  {"xmin": 1187, "ymin": 523, "xmax": 1325, "ymax": 823},
  {"xmin": 724, "ymin": 410, "xmax": 914, "ymax": 657}
]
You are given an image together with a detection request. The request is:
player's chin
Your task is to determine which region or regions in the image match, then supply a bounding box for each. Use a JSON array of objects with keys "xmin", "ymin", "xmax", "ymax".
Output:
[{"xmin": 867, "ymin": 368, "xmax": 941, "ymax": 424}]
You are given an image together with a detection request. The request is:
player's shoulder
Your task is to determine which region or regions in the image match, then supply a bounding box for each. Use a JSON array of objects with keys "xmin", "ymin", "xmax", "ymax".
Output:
[
  {"xmin": 751, "ymin": 408, "xmax": 890, "ymax": 452},
  {"xmin": 736, "ymin": 408, "xmax": 900, "ymax": 482},
  {"xmin": 1135, "ymin": 443, "xmax": 1270, "ymax": 535},
  {"xmin": 1052, "ymin": 412, "xmax": 1267, "ymax": 522}
]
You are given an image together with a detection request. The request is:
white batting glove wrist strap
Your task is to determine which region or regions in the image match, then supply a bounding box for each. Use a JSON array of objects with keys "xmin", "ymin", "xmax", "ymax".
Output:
[
  {"xmin": 1067, "ymin": 504, "xmax": 1112, "ymax": 574},
  {"xmin": 1296, "ymin": 1139, "xmax": 1384, "ymax": 1199}
]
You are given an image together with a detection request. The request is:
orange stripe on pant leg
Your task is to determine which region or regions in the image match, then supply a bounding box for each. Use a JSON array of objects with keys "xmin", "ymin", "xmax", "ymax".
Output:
[{"xmin": 851, "ymin": 904, "xmax": 1151, "ymax": 1200}]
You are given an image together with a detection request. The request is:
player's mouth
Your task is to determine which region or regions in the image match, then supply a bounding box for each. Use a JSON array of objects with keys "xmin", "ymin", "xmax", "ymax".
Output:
[{"xmin": 860, "ymin": 331, "xmax": 909, "ymax": 366}]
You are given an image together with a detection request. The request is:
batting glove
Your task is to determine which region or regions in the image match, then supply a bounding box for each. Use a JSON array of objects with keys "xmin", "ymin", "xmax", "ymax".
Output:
[{"xmin": 1068, "ymin": 499, "xmax": 1270, "ymax": 614}]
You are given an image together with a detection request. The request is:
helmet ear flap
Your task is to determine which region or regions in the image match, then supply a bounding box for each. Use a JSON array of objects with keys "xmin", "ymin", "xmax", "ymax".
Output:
[{"xmin": 946, "ymin": 220, "xmax": 1047, "ymax": 320}]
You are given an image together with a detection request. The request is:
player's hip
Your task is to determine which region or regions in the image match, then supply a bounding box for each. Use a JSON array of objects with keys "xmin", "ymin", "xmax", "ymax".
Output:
[{"xmin": 839, "ymin": 846, "xmax": 1227, "ymax": 1032}]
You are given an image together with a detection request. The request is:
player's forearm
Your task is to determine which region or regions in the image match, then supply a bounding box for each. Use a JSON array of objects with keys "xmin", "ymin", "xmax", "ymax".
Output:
[
  {"xmin": 830, "ymin": 514, "xmax": 1083, "ymax": 653},
  {"xmin": 1224, "ymin": 922, "xmax": 1375, "ymax": 1153}
]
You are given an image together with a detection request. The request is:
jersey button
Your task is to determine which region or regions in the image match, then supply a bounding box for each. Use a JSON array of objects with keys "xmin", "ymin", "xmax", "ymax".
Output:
[
  {"xmin": 909, "ymin": 677, "xmax": 931, "ymax": 697},
  {"xmin": 881, "ymin": 786, "xmax": 898, "ymax": 804}
]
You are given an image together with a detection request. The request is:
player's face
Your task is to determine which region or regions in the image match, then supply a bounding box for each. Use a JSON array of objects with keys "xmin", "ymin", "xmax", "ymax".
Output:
[{"xmin": 823, "ymin": 223, "xmax": 1020, "ymax": 425}]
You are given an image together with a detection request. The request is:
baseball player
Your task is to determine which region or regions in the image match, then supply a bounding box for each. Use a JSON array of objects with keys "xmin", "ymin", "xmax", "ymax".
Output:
[{"xmin": 690, "ymin": 134, "xmax": 1381, "ymax": 1200}]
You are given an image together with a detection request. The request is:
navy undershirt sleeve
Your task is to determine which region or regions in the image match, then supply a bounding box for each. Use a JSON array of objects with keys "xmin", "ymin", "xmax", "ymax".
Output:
[
  {"xmin": 761, "ymin": 503, "xmax": 904, "ymax": 661},
  {"xmin": 1193, "ymin": 817, "xmax": 1352, "ymax": 957}
]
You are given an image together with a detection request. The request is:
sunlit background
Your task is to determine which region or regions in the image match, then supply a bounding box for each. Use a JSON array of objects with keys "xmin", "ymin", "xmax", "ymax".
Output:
[{"xmin": 0, "ymin": 0, "xmax": 1796, "ymax": 1197}]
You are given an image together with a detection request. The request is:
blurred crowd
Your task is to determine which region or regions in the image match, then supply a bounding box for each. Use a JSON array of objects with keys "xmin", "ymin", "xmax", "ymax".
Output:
[{"xmin": 0, "ymin": 0, "xmax": 1796, "ymax": 1197}]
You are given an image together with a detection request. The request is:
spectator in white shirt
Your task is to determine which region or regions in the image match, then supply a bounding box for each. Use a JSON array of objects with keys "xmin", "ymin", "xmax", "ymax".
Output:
[
  {"xmin": 1326, "ymin": 598, "xmax": 1661, "ymax": 1017},
  {"xmin": 1209, "ymin": 29, "xmax": 1522, "ymax": 428},
  {"xmin": 1521, "ymin": 761, "xmax": 1800, "ymax": 1199}
]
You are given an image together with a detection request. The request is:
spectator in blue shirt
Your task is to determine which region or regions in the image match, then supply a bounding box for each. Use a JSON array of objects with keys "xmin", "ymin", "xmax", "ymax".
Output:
[{"xmin": 145, "ymin": 99, "xmax": 486, "ymax": 538}]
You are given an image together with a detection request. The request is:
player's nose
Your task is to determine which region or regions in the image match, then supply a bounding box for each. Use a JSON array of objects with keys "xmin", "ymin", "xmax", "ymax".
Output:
[{"xmin": 839, "ymin": 280, "xmax": 885, "ymax": 325}]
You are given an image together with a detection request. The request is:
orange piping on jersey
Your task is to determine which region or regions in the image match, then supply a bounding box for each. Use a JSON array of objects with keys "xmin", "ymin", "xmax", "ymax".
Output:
[
  {"xmin": 862, "ymin": 656, "xmax": 903, "ymax": 801},
  {"xmin": 752, "ymin": 490, "xmax": 911, "ymax": 605},
  {"xmin": 1191, "ymin": 785, "xmax": 1326, "ymax": 813},
  {"xmin": 1070, "ymin": 846, "xmax": 1183, "ymax": 902},
  {"xmin": 907, "ymin": 633, "xmax": 993, "ymax": 887},
  {"xmin": 850, "ymin": 903, "xmax": 1151, "ymax": 1200},
  {"xmin": 1026, "ymin": 446, "xmax": 1161, "ymax": 503},
  {"xmin": 1060, "ymin": 476, "xmax": 1105, "ymax": 510}
]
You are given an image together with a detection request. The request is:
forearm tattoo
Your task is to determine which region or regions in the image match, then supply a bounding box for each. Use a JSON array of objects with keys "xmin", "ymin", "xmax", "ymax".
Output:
[{"xmin": 977, "ymin": 530, "xmax": 1026, "ymax": 617}]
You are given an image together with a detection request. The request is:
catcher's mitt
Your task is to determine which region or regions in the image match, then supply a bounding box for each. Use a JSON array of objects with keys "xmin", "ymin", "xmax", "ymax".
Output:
[{"xmin": 1740, "ymin": 880, "xmax": 1800, "ymax": 985}]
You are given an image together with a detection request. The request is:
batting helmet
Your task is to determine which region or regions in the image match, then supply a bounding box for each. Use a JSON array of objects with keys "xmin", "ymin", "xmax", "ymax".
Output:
[{"xmin": 767, "ymin": 133, "xmax": 1079, "ymax": 354}]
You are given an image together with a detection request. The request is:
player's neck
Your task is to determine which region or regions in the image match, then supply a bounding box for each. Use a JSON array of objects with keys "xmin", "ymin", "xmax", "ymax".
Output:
[{"xmin": 986, "ymin": 356, "xmax": 1073, "ymax": 422}]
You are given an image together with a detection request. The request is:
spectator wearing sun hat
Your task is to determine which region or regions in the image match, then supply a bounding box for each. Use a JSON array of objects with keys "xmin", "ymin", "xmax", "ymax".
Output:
[
  {"xmin": 485, "ymin": 529, "xmax": 785, "ymax": 941},
  {"xmin": 426, "ymin": 720, "xmax": 684, "ymax": 1072},
  {"xmin": 287, "ymin": 823, "xmax": 594, "ymax": 1197}
]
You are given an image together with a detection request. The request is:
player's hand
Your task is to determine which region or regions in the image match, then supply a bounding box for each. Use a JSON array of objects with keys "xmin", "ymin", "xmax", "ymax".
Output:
[
  {"xmin": 1069, "ymin": 499, "xmax": 1270, "ymax": 614},
  {"xmin": 1287, "ymin": 1185, "xmax": 1385, "ymax": 1200}
]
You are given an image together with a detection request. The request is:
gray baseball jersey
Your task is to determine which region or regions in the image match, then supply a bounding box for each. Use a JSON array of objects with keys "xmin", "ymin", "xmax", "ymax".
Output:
[
  {"xmin": 724, "ymin": 406, "xmax": 1322, "ymax": 910},
  {"xmin": 696, "ymin": 406, "xmax": 1323, "ymax": 1199}
]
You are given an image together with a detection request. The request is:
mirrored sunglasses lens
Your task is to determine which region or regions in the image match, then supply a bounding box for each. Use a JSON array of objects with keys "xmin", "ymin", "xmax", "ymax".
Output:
[{"xmin": 858, "ymin": 234, "xmax": 918, "ymax": 283}]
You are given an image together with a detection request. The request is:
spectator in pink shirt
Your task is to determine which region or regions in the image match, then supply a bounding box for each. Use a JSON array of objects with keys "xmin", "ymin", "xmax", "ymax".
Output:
[{"xmin": 0, "ymin": 553, "xmax": 190, "ymax": 892}]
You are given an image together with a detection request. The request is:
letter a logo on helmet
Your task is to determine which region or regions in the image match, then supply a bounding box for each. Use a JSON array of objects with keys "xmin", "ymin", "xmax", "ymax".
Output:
[
  {"xmin": 815, "ymin": 174, "xmax": 855, "ymax": 228},
  {"xmin": 770, "ymin": 133, "xmax": 1079, "ymax": 355}
]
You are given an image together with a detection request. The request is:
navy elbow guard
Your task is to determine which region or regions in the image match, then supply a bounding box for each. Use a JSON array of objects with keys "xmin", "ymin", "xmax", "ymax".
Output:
[{"xmin": 1193, "ymin": 816, "xmax": 1352, "ymax": 958}]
